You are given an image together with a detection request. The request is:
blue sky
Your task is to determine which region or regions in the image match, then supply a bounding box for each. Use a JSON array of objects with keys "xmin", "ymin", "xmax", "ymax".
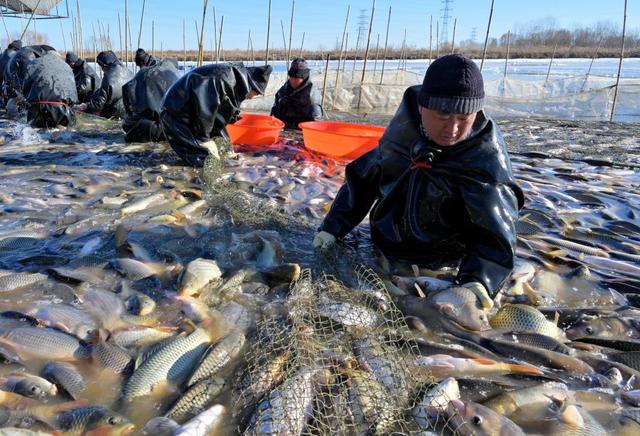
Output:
[{"xmin": 4, "ymin": 0, "xmax": 638, "ymax": 52}]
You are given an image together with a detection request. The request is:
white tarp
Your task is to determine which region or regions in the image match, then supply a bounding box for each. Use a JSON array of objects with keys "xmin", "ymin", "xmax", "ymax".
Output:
[{"xmin": 1, "ymin": 0, "xmax": 62, "ymax": 14}]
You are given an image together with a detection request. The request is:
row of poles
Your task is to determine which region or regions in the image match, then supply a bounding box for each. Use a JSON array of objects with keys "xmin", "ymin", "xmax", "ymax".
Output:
[{"xmin": 14, "ymin": 0, "xmax": 630, "ymax": 120}]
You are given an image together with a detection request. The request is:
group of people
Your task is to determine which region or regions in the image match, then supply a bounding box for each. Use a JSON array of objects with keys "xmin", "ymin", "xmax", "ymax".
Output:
[{"xmin": 0, "ymin": 40, "xmax": 523, "ymax": 322}]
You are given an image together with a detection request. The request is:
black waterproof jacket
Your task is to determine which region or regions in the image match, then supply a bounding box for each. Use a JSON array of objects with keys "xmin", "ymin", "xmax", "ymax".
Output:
[
  {"xmin": 23, "ymin": 53, "xmax": 78, "ymax": 128},
  {"xmin": 319, "ymin": 86, "xmax": 524, "ymax": 296},
  {"xmin": 160, "ymin": 63, "xmax": 257, "ymax": 167},
  {"xmin": 86, "ymin": 52, "xmax": 132, "ymax": 119},
  {"xmin": 3, "ymin": 45, "xmax": 56, "ymax": 100},
  {"xmin": 0, "ymin": 44, "xmax": 21, "ymax": 105},
  {"xmin": 72, "ymin": 58, "xmax": 101, "ymax": 103},
  {"xmin": 270, "ymin": 77, "xmax": 323, "ymax": 129},
  {"xmin": 122, "ymin": 58, "xmax": 179, "ymax": 142}
]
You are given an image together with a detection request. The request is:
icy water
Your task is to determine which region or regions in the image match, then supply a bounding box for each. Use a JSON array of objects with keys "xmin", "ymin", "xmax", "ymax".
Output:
[{"xmin": 0, "ymin": 113, "xmax": 639, "ymax": 435}]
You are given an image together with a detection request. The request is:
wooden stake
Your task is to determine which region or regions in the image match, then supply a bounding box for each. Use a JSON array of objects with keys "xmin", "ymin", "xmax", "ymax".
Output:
[
  {"xmin": 218, "ymin": 16, "xmax": 224, "ymax": 61},
  {"xmin": 428, "ymin": 15, "xmax": 432, "ymax": 63},
  {"xmin": 265, "ymin": 0, "xmax": 272, "ymax": 64},
  {"xmin": 581, "ymin": 38, "xmax": 602, "ymax": 92},
  {"xmin": 287, "ymin": 0, "xmax": 295, "ymax": 65},
  {"xmin": 321, "ymin": 52, "xmax": 330, "ymax": 107},
  {"xmin": 503, "ymin": 30, "xmax": 510, "ymax": 82},
  {"xmin": 543, "ymin": 42, "xmax": 558, "ymax": 90},
  {"xmin": 127, "ymin": 10, "xmax": 133, "ymax": 64},
  {"xmin": 182, "ymin": 19, "xmax": 186, "ymax": 71},
  {"xmin": 59, "ymin": 19, "xmax": 67, "ymax": 52},
  {"xmin": 124, "ymin": 0, "xmax": 128, "ymax": 67},
  {"xmin": 198, "ymin": 0, "xmax": 209, "ymax": 66},
  {"xmin": 137, "ymin": 0, "xmax": 146, "ymax": 50},
  {"xmin": 117, "ymin": 13, "xmax": 122, "ymax": 58},
  {"xmin": 151, "ymin": 20, "xmax": 155, "ymax": 56},
  {"xmin": 280, "ymin": 19, "xmax": 287, "ymax": 55},
  {"xmin": 332, "ymin": 5, "xmax": 350, "ymax": 110},
  {"xmin": 213, "ymin": 6, "xmax": 218, "ymax": 62},
  {"xmin": 480, "ymin": 0, "xmax": 494, "ymax": 72},
  {"xmin": 611, "ymin": 0, "xmax": 627, "ymax": 122},
  {"xmin": 450, "ymin": 18, "xmax": 457, "ymax": 54},
  {"xmin": 298, "ymin": 31, "xmax": 305, "ymax": 58},
  {"xmin": 372, "ymin": 33, "xmax": 380, "ymax": 74},
  {"xmin": 379, "ymin": 6, "xmax": 391, "ymax": 85},
  {"xmin": 357, "ymin": 0, "xmax": 376, "ymax": 110},
  {"xmin": 341, "ymin": 32, "xmax": 348, "ymax": 77},
  {"xmin": 249, "ymin": 30, "xmax": 255, "ymax": 66},
  {"xmin": 436, "ymin": 20, "xmax": 439, "ymax": 58}
]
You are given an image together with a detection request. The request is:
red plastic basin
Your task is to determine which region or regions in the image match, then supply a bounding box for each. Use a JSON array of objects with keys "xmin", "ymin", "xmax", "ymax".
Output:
[
  {"xmin": 299, "ymin": 121, "xmax": 385, "ymax": 160},
  {"xmin": 227, "ymin": 113, "xmax": 285, "ymax": 146}
]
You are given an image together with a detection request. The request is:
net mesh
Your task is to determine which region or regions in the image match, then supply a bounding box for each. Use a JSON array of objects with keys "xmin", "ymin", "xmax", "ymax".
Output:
[{"xmin": 233, "ymin": 266, "xmax": 470, "ymax": 435}]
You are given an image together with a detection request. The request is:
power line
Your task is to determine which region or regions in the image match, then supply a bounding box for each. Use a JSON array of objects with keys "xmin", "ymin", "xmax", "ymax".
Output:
[{"xmin": 440, "ymin": 0, "xmax": 453, "ymax": 44}]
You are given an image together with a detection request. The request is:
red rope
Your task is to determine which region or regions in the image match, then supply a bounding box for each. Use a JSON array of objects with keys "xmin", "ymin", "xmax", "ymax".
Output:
[
  {"xmin": 411, "ymin": 159, "xmax": 432, "ymax": 171},
  {"xmin": 33, "ymin": 101, "xmax": 68, "ymax": 106}
]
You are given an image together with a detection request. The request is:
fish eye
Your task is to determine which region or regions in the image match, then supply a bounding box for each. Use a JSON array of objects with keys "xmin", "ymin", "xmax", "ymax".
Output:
[
  {"xmin": 472, "ymin": 415, "xmax": 483, "ymax": 426},
  {"xmin": 29, "ymin": 385, "xmax": 39, "ymax": 393},
  {"xmin": 585, "ymin": 326, "xmax": 594, "ymax": 335},
  {"xmin": 107, "ymin": 416, "xmax": 121, "ymax": 425}
]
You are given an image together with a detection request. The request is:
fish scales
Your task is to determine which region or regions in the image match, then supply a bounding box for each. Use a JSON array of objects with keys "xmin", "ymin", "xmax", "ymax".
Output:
[
  {"xmin": 187, "ymin": 330, "xmax": 245, "ymax": 387},
  {"xmin": 165, "ymin": 378, "xmax": 225, "ymax": 423}
]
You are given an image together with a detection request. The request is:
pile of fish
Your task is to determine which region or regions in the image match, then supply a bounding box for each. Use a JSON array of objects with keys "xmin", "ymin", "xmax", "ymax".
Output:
[{"xmin": 0, "ymin": 112, "xmax": 638, "ymax": 435}]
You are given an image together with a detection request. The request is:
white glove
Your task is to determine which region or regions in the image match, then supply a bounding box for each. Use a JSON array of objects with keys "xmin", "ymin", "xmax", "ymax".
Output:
[
  {"xmin": 313, "ymin": 231, "xmax": 336, "ymax": 249},
  {"xmin": 461, "ymin": 281, "xmax": 494, "ymax": 310}
]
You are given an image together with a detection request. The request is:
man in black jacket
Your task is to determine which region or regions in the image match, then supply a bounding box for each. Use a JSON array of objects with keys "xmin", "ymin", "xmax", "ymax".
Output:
[
  {"xmin": 0, "ymin": 40, "xmax": 22, "ymax": 106},
  {"xmin": 3, "ymin": 44, "xmax": 56, "ymax": 103},
  {"xmin": 23, "ymin": 53, "xmax": 78, "ymax": 127},
  {"xmin": 160, "ymin": 63, "xmax": 272, "ymax": 167},
  {"xmin": 134, "ymin": 48, "xmax": 157, "ymax": 68},
  {"xmin": 314, "ymin": 54, "xmax": 524, "ymax": 313},
  {"xmin": 270, "ymin": 58, "xmax": 323, "ymax": 129},
  {"xmin": 122, "ymin": 56, "xmax": 179, "ymax": 142},
  {"xmin": 82, "ymin": 50, "xmax": 132, "ymax": 119},
  {"xmin": 65, "ymin": 51, "xmax": 101, "ymax": 103}
]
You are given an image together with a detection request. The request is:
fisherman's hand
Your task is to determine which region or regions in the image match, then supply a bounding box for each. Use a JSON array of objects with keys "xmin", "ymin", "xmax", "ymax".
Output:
[
  {"xmin": 461, "ymin": 281, "xmax": 494, "ymax": 310},
  {"xmin": 313, "ymin": 231, "xmax": 336, "ymax": 250},
  {"xmin": 75, "ymin": 103, "xmax": 87, "ymax": 112}
]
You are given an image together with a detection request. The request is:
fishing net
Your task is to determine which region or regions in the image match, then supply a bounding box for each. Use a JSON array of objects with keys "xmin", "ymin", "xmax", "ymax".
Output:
[{"xmin": 233, "ymin": 266, "xmax": 471, "ymax": 435}]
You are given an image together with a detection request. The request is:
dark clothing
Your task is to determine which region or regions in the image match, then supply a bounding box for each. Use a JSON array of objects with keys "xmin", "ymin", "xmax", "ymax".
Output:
[
  {"xmin": 122, "ymin": 58, "xmax": 179, "ymax": 142},
  {"xmin": 0, "ymin": 44, "xmax": 21, "ymax": 105},
  {"xmin": 71, "ymin": 58, "xmax": 101, "ymax": 103},
  {"xmin": 135, "ymin": 48, "xmax": 157, "ymax": 68},
  {"xmin": 86, "ymin": 51, "xmax": 132, "ymax": 119},
  {"xmin": 319, "ymin": 85, "xmax": 524, "ymax": 296},
  {"xmin": 160, "ymin": 63, "xmax": 261, "ymax": 167},
  {"xmin": 270, "ymin": 78, "xmax": 323, "ymax": 129},
  {"xmin": 23, "ymin": 53, "xmax": 78, "ymax": 128},
  {"xmin": 3, "ymin": 45, "xmax": 56, "ymax": 101}
]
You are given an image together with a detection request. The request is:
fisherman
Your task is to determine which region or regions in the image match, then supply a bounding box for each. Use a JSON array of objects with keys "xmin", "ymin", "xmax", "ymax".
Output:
[
  {"xmin": 160, "ymin": 63, "xmax": 272, "ymax": 167},
  {"xmin": 0, "ymin": 40, "xmax": 22, "ymax": 106},
  {"xmin": 3, "ymin": 44, "xmax": 56, "ymax": 109},
  {"xmin": 313, "ymin": 54, "xmax": 524, "ymax": 315},
  {"xmin": 270, "ymin": 58, "xmax": 323, "ymax": 129},
  {"xmin": 65, "ymin": 51, "xmax": 101, "ymax": 103},
  {"xmin": 134, "ymin": 48, "xmax": 158, "ymax": 68},
  {"xmin": 122, "ymin": 52, "xmax": 180, "ymax": 142},
  {"xmin": 79, "ymin": 50, "xmax": 132, "ymax": 119},
  {"xmin": 22, "ymin": 52, "xmax": 78, "ymax": 128}
]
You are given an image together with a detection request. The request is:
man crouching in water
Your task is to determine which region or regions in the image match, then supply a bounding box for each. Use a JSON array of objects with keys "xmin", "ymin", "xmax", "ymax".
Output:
[{"xmin": 313, "ymin": 54, "xmax": 524, "ymax": 328}]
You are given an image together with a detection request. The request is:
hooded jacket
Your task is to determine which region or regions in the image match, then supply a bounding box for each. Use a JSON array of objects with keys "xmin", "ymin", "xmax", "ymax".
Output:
[
  {"xmin": 122, "ymin": 58, "xmax": 179, "ymax": 142},
  {"xmin": 86, "ymin": 51, "xmax": 132, "ymax": 119},
  {"xmin": 160, "ymin": 63, "xmax": 271, "ymax": 167},
  {"xmin": 0, "ymin": 40, "xmax": 22, "ymax": 103},
  {"xmin": 22, "ymin": 53, "xmax": 78, "ymax": 127},
  {"xmin": 319, "ymin": 85, "xmax": 524, "ymax": 296},
  {"xmin": 3, "ymin": 45, "xmax": 56, "ymax": 100},
  {"xmin": 270, "ymin": 77, "xmax": 323, "ymax": 129},
  {"xmin": 71, "ymin": 58, "xmax": 101, "ymax": 103}
]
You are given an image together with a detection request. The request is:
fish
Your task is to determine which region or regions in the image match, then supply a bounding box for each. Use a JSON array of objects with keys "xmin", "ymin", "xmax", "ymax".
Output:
[
  {"xmin": 41, "ymin": 362, "xmax": 86, "ymax": 400},
  {"xmin": 27, "ymin": 304, "xmax": 99, "ymax": 342},
  {"xmin": 0, "ymin": 272, "xmax": 48, "ymax": 292},
  {"xmin": 235, "ymin": 352, "xmax": 289, "ymax": 412},
  {"xmin": 0, "ymin": 372, "xmax": 58, "ymax": 399},
  {"xmin": 611, "ymin": 351, "xmax": 640, "ymax": 371},
  {"xmin": 122, "ymin": 328, "xmax": 211, "ymax": 401},
  {"xmin": 92, "ymin": 341, "xmax": 133, "ymax": 374},
  {"xmin": 53, "ymin": 405, "xmax": 135, "ymax": 436},
  {"xmin": 120, "ymin": 192, "xmax": 170, "ymax": 216},
  {"xmin": 566, "ymin": 316, "xmax": 640, "ymax": 340},
  {"xmin": 490, "ymin": 304, "xmax": 566, "ymax": 341},
  {"xmin": 446, "ymin": 399, "xmax": 525, "ymax": 436},
  {"xmin": 427, "ymin": 286, "xmax": 491, "ymax": 331},
  {"xmin": 179, "ymin": 258, "xmax": 223, "ymax": 296},
  {"xmin": 539, "ymin": 236, "xmax": 610, "ymax": 258},
  {"xmin": 111, "ymin": 258, "xmax": 176, "ymax": 281},
  {"xmin": 0, "ymin": 327, "xmax": 91, "ymax": 361},
  {"xmin": 392, "ymin": 275, "xmax": 452, "ymax": 294},
  {"xmin": 314, "ymin": 296, "xmax": 384, "ymax": 329},
  {"xmin": 111, "ymin": 325, "xmax": 178, "ymax": 349},
  {"xmin": 187, "ymin": 330, "xmax": 245, "ymax": 387},
  {"xmin": 414, "ymin": 354, "xmax": 544, "ymax": 379},
  {"xmin": 0, "ymin": 390, "xmax": 86, "ymax": 430},
  {"xmin": 412, "ymin": 378, "xmax": 460, "ymax": 429},
  {"xmin": 164, "ymin": 378, "xmax": 225, "ymax": 423},
  {"xmin": 174, "ymin": 404, "xmax": 225, "ymax": 436}
]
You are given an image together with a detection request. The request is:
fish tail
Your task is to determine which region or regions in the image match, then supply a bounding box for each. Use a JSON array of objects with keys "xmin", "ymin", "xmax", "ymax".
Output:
[{"xmin": 504, "ymin": 362, "xmax": 545, "ymax": 376}]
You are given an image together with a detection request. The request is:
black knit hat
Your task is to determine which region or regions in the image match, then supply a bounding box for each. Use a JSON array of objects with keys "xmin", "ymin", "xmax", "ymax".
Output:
[
  {"xmin": 288, "ymin": 58, "xmax": 309, "ymax": 79},
  {"xmin": 246, "ymin": 65, "xmax": 273, "ymax": 95},
  {"xmin": 65, "ymin": 51, "xmax": 79, "ymax": 65},
  {"xmin": 135, "ymin": 48, "xmax": 151, "ymax": 67},
  {"xmin": 97, "ymin": 50, "xmax": 118, "ymax": 68},
  {"xmin": 418, "ymin": 54, "xmax": 484, "ymax": 114},
  {"xmin": 8, "ymin": 40, "xmax": 22, "ymax": 50}
]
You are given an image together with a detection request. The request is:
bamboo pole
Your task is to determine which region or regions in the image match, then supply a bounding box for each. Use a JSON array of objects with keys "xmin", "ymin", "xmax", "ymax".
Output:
[
  {"xmin": 379, "ymin": 6, "xmax": 391, "ymax": 85},
  {"xmin": 450, "ymin": 18, "xmax": 457, "ymax": 54},
  {"xmin": 91, "ymin": 21, "xmax": 96, "ymax": 65},
  {"xmin": 503, "ymin": 30, "xmax": 510, "ymax": 81},
  {"xmin": 332, "ymin": 5, "xmax": 350, "ymax": 109},
  {"xmin": 428, "ymin": 15, "xmax": 432, "ymax": 63},
  {"xmin": 610, "ymin": 0, "xmax": 627, "ymax": 122},
  {"xmin": 357, "ymin": 0, "xmax": 376, "ymax": 110},
  {"xmin": 59, "ymin": 19, "xmax": 67, "ymax": 52},
  {"xmin": 298, "ymin": 31, "xmax": 305, "ymax": 58},
  {"xmin": 1, "ymin": 14, "xmax": 10, "ymax": 43},
  {"xmin": 340, "ymin": 32, "xmax": 348, "ymax": 77},
  {"xmin": 124, "ymin": 0, "xmax": 128, "ymax": 67},
  {"xmin": 397, "ymin": 30, "xmax": 405, "ymax": 70},
  {"xmin": 543, "ymin": 42, "xmax": 558, "ymax": 91},
  {"xmin": 151, "ymin": 20, "xmax": 154, "ymax": 56},
  {"xmin": 77, "ymin": 0, "xmax": 84, "ymax": 57},
  {"xmin": 372, "ymin": 33, "xmax": 380, "ymax": 74},
  {"xmin": 351, "ymin": 27, "xmax": 361, "ymax": 81},
  {"xmin": 117, "ymin": 13, "xmax": 122, "ymax": 59},
  {"xmin": 213, "ymin": 6, "xmax": 218, "ymax": 62},
  {"xmin": 280, "ymin": 20, "xmax": 287, "ymax": 55},
  {"xmin": 182, "ymin": 19, "xmax": 186, "ymax": 71},
  {"xmin": 287, "ymin": 0, "xmax": 295, "ymax": 65},
  {"xmin": 249, "ymin": 30, "xmax": 255, "ymax": 66},
  {"xmin": 19, "ymin": 0, "xmax": 42, "ymax": 42},
  {"xmin": 198, "ymin": 0, "xmax": 209, "ymax": 66},
  {"xmin": 265, "ymin": 0, "xmax": 272, "ymax": 64},
  {"xmin": 321, "ymin": 53, "xmax": 330, "ymax": 107},
  {"xmin": 137, "ymin": 0, "xmax": 146, "ymax": 50},
  {"xmin": 436, "ymin": 21, "xmax": 439, "ymax": 58},
  {"xmin": 127, "ymin": 11, "xmax": 133, "ymax": 65},
  {"xmin": 480, "ymin": 0, "xmax": 494, "ymax": 71},
  {"xmin": 218, "ymin": 16, "xmax": 224, "ymax": 61},
  {"xmin": 581, "ymin": 38, "xmax": 602, "ymax": 92}
]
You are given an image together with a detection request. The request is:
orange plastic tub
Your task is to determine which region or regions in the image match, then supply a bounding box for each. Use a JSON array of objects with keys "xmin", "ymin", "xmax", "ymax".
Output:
[
  {"xmin": 226, "ymin": 113, "xmax": 285, "ymax": 146},
  {"xmin": 299, "ymin": 121, "xmax": 385, "ymax": 160}
]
